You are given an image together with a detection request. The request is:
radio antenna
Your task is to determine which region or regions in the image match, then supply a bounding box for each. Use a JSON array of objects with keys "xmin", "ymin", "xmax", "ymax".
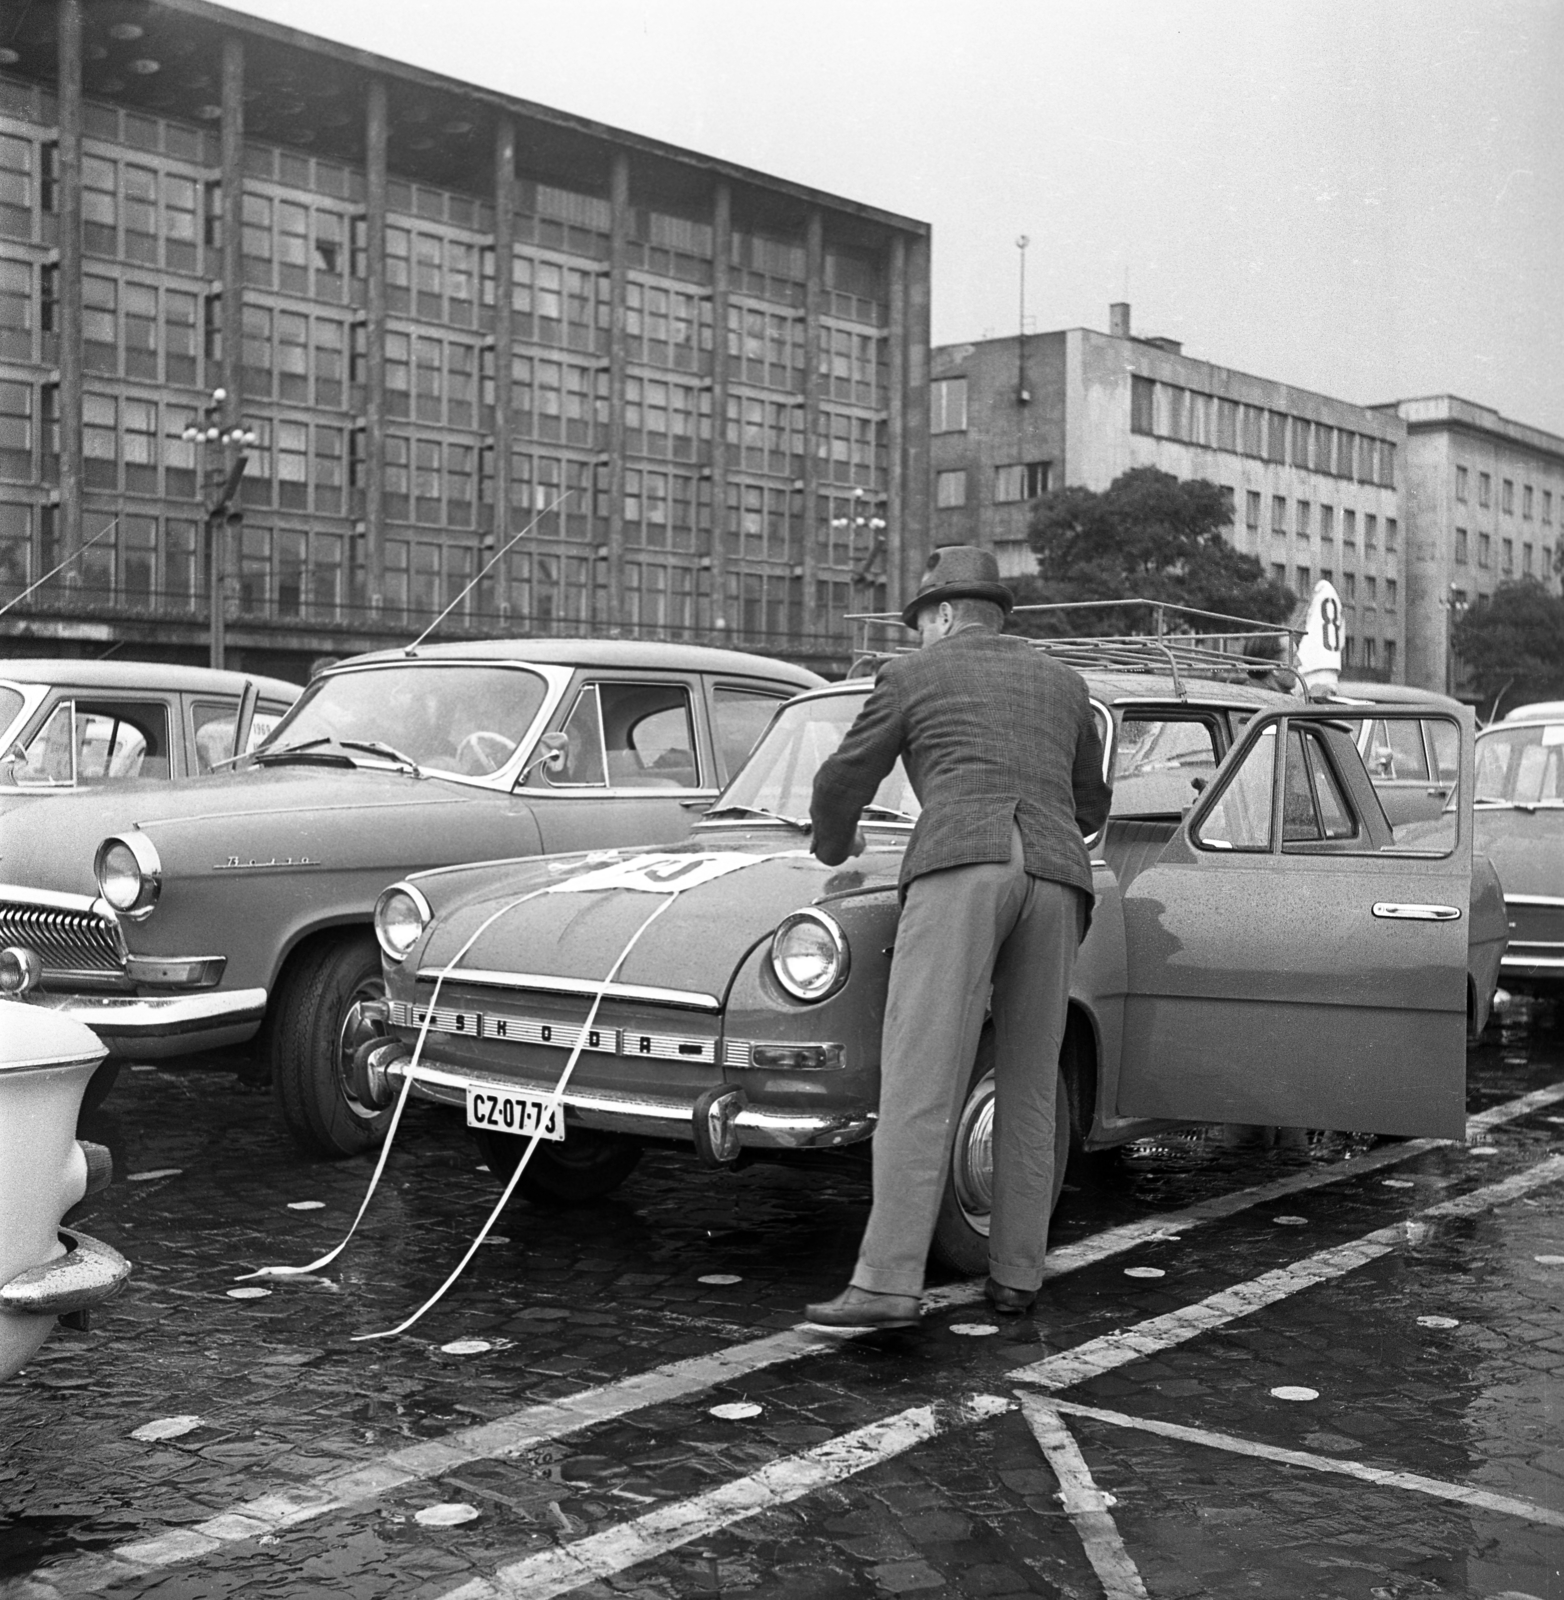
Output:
[{"xmin": 403, "ymin": 489, "xmax": 576, "ymax": 654}]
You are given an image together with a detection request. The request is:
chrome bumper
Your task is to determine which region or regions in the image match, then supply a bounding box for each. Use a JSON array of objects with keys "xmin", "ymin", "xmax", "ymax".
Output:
[
  {"xmin": 23, "ymin": 988, "xmax": 268, "ymax": 1055},
  {"xmin": 1500, "ymin": 951, "xmax": 1564, "ymax": 977},
  {"xmin": 401, "ymin": 1061, "xmax": 875, "ymax": 1152},
  {"xmin": 0, "ymin": 1228, "xmax": 131, "ymax": 1317}
]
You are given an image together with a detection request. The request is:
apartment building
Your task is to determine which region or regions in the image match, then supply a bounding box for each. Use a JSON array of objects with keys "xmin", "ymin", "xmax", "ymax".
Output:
[
  {"xmin": 931, "ymin": 305, "xmax": 1408, "ymax": 679},
  {"xmin": 0, "ymin": 0, "xmax": 931, "ymax": 678}
]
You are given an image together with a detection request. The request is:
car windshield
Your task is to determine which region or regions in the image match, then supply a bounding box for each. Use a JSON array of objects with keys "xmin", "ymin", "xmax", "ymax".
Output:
[
  {"xmin": 258, "ymin": 664, "xmax": 550, "ymax": 779},
  {"xmin": 712, "ymin": 692, "xmax": 919, "ymax": 823},
  {"xmin": 1475, "ymin": 724, "xmax": 1564, "ymax": 807}
]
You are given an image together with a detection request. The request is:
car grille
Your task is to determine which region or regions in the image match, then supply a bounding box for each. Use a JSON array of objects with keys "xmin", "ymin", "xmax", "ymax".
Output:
[
  {"xmin": 0, "ymin": 898, "xmax": 125, "ymax": 975},
  {"xmin": 1507, "ymin": 900, "xmax": 1564, "ymax": 950}
]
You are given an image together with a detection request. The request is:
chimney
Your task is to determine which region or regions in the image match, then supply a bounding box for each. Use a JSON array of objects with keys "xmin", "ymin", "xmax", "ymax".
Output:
[{"xmin": 1109, "ymin": 302, "xmax": 1131, "ymax": 339}]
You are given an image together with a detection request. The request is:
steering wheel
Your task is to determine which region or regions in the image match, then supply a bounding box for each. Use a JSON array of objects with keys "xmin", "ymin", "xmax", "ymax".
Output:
[{"xmin": 455, "ymin": 729, "xmax": 514, "ymax": 775}]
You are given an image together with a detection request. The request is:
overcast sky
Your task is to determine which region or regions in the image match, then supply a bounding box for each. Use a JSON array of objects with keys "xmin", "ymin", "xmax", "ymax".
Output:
[{"xmin": 233, "ymin": 0, "xmax": 1563, "ymax": 434}]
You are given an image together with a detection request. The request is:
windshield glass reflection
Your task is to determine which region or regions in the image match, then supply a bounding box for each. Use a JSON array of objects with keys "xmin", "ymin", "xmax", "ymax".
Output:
[
  {"xmin": 1475, "ymin": 724, "xmax": 1564, "ymax": 807},
  {"xmin": 260, "ymin": 664, "xmax": 549, "ymax": 780}
]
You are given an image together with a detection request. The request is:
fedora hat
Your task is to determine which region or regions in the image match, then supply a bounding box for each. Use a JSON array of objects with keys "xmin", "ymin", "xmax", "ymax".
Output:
[{"xmin": 901, "ymin": 544, "xmax": 1014, "ymax": 628}]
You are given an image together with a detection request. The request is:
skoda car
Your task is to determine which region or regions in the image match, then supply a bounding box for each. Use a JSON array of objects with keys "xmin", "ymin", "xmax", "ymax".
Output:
[
  {"xmin": 0, "ymin": 640, "xmax": 820, "ymax": 1156},
  {"xmin": 361, "ymin": 643, "xmax": 1506, "ymax": 1274}
]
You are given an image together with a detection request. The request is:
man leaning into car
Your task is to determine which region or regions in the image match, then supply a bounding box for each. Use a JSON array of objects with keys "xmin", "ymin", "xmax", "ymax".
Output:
[{"xmin": 805, "ymin": 546, "xmax": 1111, "ymax": 1328}]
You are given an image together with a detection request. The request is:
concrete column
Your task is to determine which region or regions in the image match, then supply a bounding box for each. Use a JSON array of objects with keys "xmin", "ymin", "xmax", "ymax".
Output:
[
  {"xmin": 885, "ymin": 234, "xmax": 907, "ymax": 610},
  {"xmin": 364, "ymin": 79, "xmax": 387, "ymax": 609},
  {"xmin": 492, "ymin": 116, "xmax": 515, "ymax": 610},
  {"xmin": 605, "ymin": 151, "xmax": 629, "ymax": 630},
  {"xmin": 709, "ymin": 181, "xmax": 731, "ymax": 636},
  {"xmin": 55, "ymin": 0, "xmax": 82, "ymax": 573},
  {"xmin": 901, "ymin": 232, "xmax": 932, "ymax": 603},
  {"xmin": 802, "ymin": 211, "xmax": 823, "ymax": 647},
  {"xmin": 219, "ymin": 36, "xmax": 243, "ymax": 406}
]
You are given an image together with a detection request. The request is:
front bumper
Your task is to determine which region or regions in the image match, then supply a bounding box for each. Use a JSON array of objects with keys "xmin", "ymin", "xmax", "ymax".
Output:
[
  {"xmin": 400, "ymin": 1060, "xmax": 875, "ymax": 1152},
  {"xmin": 21, "ymin": 988, "xmax": 268, "ymax": 1056},
  {"xmin": 0, "ymin": 1228, "xmax": 131, "ymax": 1317}
]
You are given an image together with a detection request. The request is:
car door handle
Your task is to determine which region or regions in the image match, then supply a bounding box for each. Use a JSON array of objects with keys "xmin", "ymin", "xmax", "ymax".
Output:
[
  {"xmin": 1425, "ymin": 786, "xmax": 1449, "ymax": 797},
  {"xmin": 1373, "ymin": 903, "xmax": 1462, "ymax": 922}
]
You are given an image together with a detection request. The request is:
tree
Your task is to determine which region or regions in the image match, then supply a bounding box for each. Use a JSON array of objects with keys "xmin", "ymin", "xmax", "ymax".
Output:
[
  {"xmin": 1452, "ymin": 579, "xmax": 1564, "ymax": 720},
  {"xmin": 1008, "ymin": 466, "xmax": 1295, "ymax": 641}
]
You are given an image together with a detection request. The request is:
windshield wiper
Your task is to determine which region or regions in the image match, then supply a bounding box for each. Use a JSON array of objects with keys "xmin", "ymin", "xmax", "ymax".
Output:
[
  {"xmin": 339, "ymin": 738, "xmax": 425, "ymax": 778},
  {"xmin": 702, "ymin": 803, "xmax": 811, "ymax": 831},
  {"xmin": 860, "ymin": 803, "xmax": 916, "ymax": 822},
  {"xmin": 252, "ymin": 736, "xmax": 352, "ymax": 767}
]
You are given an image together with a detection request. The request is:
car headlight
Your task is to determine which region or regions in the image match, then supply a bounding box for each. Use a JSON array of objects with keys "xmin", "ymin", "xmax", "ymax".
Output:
[
  {"xmin": 769, "ymin": 909, "xmax": 850, "ymax": 1003},
  {"xmin": 374, "ymin": 882, "xmax": 432, "ymax": 962},
  {"xmin": 94, "ymin": 832, "xmax": 161, "ymax": 919}
]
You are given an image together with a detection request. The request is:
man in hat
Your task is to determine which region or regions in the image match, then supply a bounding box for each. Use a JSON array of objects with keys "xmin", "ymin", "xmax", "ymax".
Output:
[{"xmin": 805, "ymin": 546, "xmax": 1111, "ymax": 1329}]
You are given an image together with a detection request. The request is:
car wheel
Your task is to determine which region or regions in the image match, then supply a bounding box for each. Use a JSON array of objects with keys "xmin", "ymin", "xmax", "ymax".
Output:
[
  {"xmin": 272, "ymin": 933, "xmax": 393, "ymax": 1158},
  {"xmin": 930, "ymin": 1029, "xmax": 1071, "ymax": 1277},
  {"xmin": 473, "ymin": 1124, "xmax": 642, "ymax": 1206}
]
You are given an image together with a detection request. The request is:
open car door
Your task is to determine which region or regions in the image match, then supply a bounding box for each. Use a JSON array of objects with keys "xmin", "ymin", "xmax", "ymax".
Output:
[{"xmin": 1116, "ymin": 705, "xmax": 1473, "ymax": 1140}]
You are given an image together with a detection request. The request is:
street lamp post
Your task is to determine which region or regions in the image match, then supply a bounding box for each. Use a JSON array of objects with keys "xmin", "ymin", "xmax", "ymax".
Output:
[
  {"xmin": 830, "ymin": 489, "xmax": 888, "ymax": 615},
  {"xmin": 182, "ymin": 388, "xmax": 256, "ymax": 671}
]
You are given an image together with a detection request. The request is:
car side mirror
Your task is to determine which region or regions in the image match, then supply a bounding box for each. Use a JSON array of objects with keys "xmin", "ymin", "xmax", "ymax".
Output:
[{"xmin": 518, "ymin": 731, "xmax": 569, "ymax": 784}]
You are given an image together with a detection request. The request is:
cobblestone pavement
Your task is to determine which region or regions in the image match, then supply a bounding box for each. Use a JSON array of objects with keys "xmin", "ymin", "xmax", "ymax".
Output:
[{"xmin": 2, "ymin": 1015, "xmax": 1562, "ymax": 1599}]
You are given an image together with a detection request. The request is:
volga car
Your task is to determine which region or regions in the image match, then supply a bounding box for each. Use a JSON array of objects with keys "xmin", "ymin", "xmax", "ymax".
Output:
[
  {"xmin": 363, "ymin": 640, "xmax": 1507, "ymax": 1273},
  {"xmin": 1470, "ymin": 702, "xmax": 1564, "ymax": 999},
  {"xmin": 0, "ymin": 641, "xmax": 820, "ymax": 1156},
  {"xmin": 0, "ymin": 658, "xmax": 297, "ymax": 803}
]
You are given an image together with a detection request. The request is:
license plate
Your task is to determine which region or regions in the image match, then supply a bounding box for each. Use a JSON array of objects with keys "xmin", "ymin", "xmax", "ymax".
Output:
[{"xmin": 465, "ymin": 1086, "xmax": 565, "ymax": 1142}]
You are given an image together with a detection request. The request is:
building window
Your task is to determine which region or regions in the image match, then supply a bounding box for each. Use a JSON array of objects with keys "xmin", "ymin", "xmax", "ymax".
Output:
[
  {"xmin": 993, "ymin": 462, "xmax": 1050, "ymax": 503},
  {"xmin": 1364, "ymin": 514, "xmax": 1377, "ymax": 552},
  {"xmin": 1245, "ymin": 490, "xmax": 1261, "ymax": 532},
  {"xmin": 1271, "ymin": 562, "xmax": 1286, "ymax": 585},
  {"xmin": 1478, "ymin": 472, "xmax": 1491, "ymax": 507},
  {"xmin": 930, "ymin": 377, "xmax": 968, "ymax": 434},
  {"xmin": 1478, "ymin": 531, "xmax": 1491, "ymax": 568},
  {"xmin": 1130, "ymin": 375, "xmax": 1154, "ymax": 435},
  {"xmin": 1385, "ymin": 518, "xmax": 1397, "ymax": 551},
  {"xmin": 1502, "ymin": 537, "xmax": 1513, "ymax": 573},
  {"xmin": 1523, "ymin": 543, "xmax": 1534, "ymax": 575},
  {"xmin": 1319, "ymin": 504, "xmax": 1334, "ymax": 543},
  {"xmin": 1455, "ymin": 465, "xmax": 1468, "ymax": 502},
  {"xmin": 1523, "ymin": 484, "xmax": 1534, "ymax": 519},
  {"xmin": 1365, "ymin": 575, "xmax": 1377, "ymax": 604},
  {"xmin": 1544, "ymin": 491, "xmax": 1554, "ymax": 526},
  {"xmin": 0, "ymin": 380, "xmax": 31, "ymax": 479},
  {"xmin": 1342, "ymin": 509, "xmax": 1356, "ymax": 548},
  {"xmin": 935, "ymin": 469, "xmax": 967, "ymax": 509},
  {"xmin": 1363, "ymin": 638, "xmax": 1377, "ymax": 670},
  {"xmin": 1295, "ymin": 500, "xmax": 1311, "ymax": 539},
  {"xmin": 1454, "ymin": 527, "xmax": 1468, "ymax": 563},
  {"xmin": 0, "ymin": 134, "xmax": 32, "ymax": 233},
  {"xmin": 1296, "ymin": 565, "xmax": 1311, "ymax": 591},
  {"xmin": 1386, "ymin": 579, "xmax": 1397, "ymax": 608},
  {"xmin": 1502, "ymin": 478, "xmax": 1514, "ymax": 514},
  {"xmin": 122, "ymin": 397, "xmax": 157, "ymax": 495},
  {"xmin": 1384, "ymin": 640, "xmax": 1396, "ymax": 676},
  {"xmin": 1343, "ymin": 573, "xmax": 1356, "ymax": 601},
  {"xmin": 1271, "ymin": 495, "xmax": 1286, "ymax": 534}
]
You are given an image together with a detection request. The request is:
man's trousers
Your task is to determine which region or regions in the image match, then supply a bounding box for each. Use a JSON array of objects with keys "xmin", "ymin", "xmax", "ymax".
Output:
[{"xmin": 850, "ymin": 825, "xmax": 1086, "ymax": 1297}]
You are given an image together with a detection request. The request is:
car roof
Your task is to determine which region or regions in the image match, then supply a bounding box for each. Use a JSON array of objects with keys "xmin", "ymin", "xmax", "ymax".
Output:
[
  {"xmin": 1501, "ymin": 701, "xmax": 1564, "ymax": 724},
  {"xmin": 0, "ymin": 659, "xmax": 300, "ymax": 699},
  {"xmin": 804, "ymin": 667, "xmax": 1294, "ymax": 710},
  {"xmin": 1331, "ymin": 680, "xmax": 1463, "ymax": 709},
  {"xmin": 331, "ymin": 637, "xmax": 824, "ymax": 687}
]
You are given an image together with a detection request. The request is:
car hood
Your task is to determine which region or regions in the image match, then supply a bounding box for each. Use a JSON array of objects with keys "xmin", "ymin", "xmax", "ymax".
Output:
[
  {"xmin": 0, "ymin": 765, "xmax": 506, "ymax": 899},
  {"xmin": 1474, "ymin": 810, "xmax": 1564, "ymax": 900},
  {"xmin": 408, "ymin": 830, "xmax": 904, "ymax": 1001}
]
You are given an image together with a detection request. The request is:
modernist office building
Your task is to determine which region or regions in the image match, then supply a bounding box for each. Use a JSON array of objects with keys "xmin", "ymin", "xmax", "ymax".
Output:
[
  {"xmin": 0, "ymin": 0, "xmax": 931, "ymax": 678},
  {"xmin": 1387, "ymin": 396, "xmax": 1564, "ymax": 694},
  {"xmin": 931, "ymin": 306, "xmax": 1409, "ymax": 679}
]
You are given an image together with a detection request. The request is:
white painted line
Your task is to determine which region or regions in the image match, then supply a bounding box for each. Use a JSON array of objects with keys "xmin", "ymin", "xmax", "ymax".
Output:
[
  {"xmin": 439, "ymin": 1395, "xmax": 1013, "ymax": 1600},
  {"xmin": 1009, "ymin": 1155, "xmax": 1564, "ymax": 1391},
  {"xmin": 1034, "ymin": 1397, "xmax": 1564, "ymax": 1531},
  {"xmin": 40, "ymin": 1083, "xmax": 1564, "ymax": 1595},
  {"xmin": 1019, "ymin": 1396, "xmax": 1149, "ymax": 1599}
]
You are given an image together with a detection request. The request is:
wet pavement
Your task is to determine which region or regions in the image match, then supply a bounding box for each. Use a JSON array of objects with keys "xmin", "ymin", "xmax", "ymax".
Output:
[{"xmin": 2, "ymin": 1015, "xmax": 1563, "ymax": 1599}]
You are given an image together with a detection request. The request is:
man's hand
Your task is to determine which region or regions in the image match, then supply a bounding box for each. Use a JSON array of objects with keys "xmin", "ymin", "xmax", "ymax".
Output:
[{"xmin": 810, "ymin": 827, "xmax": 867, "ymax": 866}]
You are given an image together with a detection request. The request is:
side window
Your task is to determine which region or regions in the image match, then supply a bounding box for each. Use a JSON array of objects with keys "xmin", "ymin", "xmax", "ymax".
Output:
[
  {"xmin": 1110, "ymin": 715, "xmax": 1222, "ymax": 815},
  {"xmin": 192, "ymin": 699, "xmax": 237, "ymax": 772},
  {"xmin": 548, "ymin": 685, "xmax": 607, "ymax": 787},
  {"xmin": 602, "ymin": 683, "xmax": 697, "ymax": 788},
  {"xmin": 1428, "ymin": 720, "xmax": 1458, "ymax": 785},
  {"xmin": 75, "ymin": 701, "xmax": 171, "ymax": 782},
  {"xmin": 1194, "ymin": 725, "xmax": 1276, "ymax": 851},
  {"xmin": 15, "ymin": 700, "xmax": 76, "ymax": 786},
  {"xmin": 1363, "ymin": 717, "xmax": 1429, "ymax": 782},
  {"xmin": 1282, "ymin": 727, "xmax": 1358, "ymax": 844},
  {"xmin": 711, "ymin": 686, "xmax": 788, "ymax": 783}
]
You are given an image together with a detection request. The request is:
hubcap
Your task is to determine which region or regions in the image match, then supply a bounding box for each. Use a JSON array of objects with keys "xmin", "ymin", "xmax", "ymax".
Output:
[
  {"xmin": 335, "ymin": 975, "xmax": 387, "ymax": 1120},
  {"xmin": 951, "ymin": 1072, "xmax": 996, "ymax": 1237}
]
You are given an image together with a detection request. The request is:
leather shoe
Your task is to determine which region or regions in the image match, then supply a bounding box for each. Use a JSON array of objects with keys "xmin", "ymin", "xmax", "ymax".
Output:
[
  {"xmin": 984, "ymin": 1277, "xmax": 1037, "ymax": 1316},
  {"xmin": 805, "ymin": 1285, "xmax": 922, "ymax": 1329}
]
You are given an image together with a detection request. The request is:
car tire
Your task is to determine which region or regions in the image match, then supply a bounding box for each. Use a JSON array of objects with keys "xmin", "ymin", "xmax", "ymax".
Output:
[
  {"xmin": 930, "ymin": 1028, "xmax": 1071, "ymax": 1278},
  {"xmin": 272, "ymin": 933, "xmax": 393, "ymax": 1158},
  {"xmin": 474, "ymin": 1124, "xmax": 642, "ymax": 1206}
]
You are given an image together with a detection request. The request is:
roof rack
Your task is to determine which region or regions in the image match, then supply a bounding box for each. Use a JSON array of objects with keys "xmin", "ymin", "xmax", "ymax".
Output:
[{"xmin": 845, "ymin": 598, "xmax": 1304, "ymax": 701}]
